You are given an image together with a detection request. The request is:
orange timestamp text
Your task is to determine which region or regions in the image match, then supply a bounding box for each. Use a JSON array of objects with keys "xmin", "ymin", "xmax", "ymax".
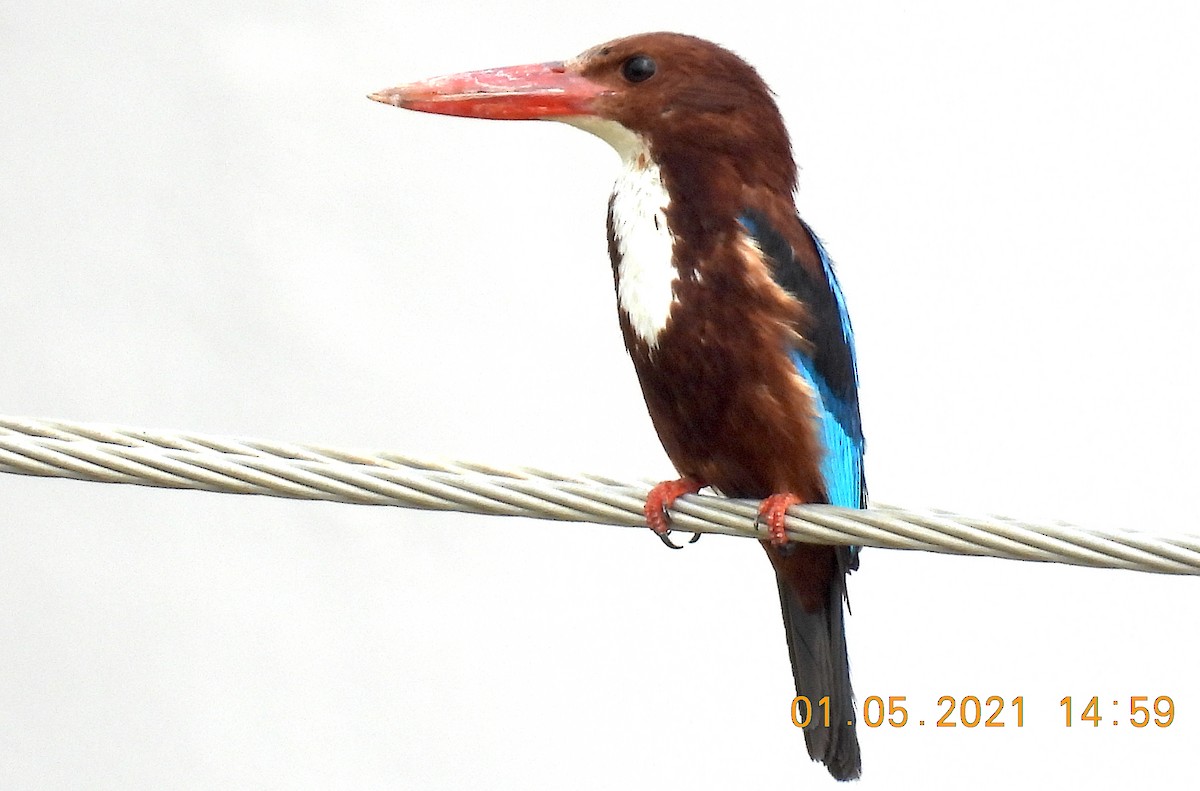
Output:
[
  {"xmin": 792, "ymin": 695, "xmax": 1177, "ymax": 729},
  {"xmin": 792, "ymin": 695, "xmax": 1025, "ymax": 729}
]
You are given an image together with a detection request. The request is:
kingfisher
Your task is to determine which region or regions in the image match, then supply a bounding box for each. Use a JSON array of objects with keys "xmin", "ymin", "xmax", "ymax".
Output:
[{"xmin": 371, "ymin": 32, "xmax": 865, "ymax": 781}]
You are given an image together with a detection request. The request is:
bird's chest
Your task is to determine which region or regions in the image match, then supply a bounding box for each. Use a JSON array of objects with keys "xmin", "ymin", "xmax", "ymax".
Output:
[
  {"xmin": 607, "ymin": 159, "xmax": 680, "ymax": 351},
  {"xmin": 606, "ymin": 173, "xmax": 823, "ymax": 493},
  {"xmin": 607, "ymin": 164, "xmax": 789, "ymax": 383},
  {"xmin": 606, "ymin": 165, "xmax": 731, "ymax": 404}
]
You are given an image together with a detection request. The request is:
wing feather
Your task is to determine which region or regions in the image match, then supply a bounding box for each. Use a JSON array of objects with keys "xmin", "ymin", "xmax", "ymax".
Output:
[{"xmin": 739, "ymin": 211, "xmax": 866, "ymax": 510}]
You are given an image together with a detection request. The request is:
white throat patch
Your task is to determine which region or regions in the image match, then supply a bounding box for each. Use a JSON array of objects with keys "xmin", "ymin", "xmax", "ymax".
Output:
[
  {"xmin": 610, "ymin": 156, "xmax": 677, "ymax": 348},
  {"xmin": 562, "ymin": 117, "xmax": 679, "ymax": 349}
]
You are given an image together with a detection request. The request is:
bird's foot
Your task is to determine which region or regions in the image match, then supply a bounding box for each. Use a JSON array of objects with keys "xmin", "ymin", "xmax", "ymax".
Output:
[
  {"xmin": 757, "ymin": 493, "xmax": 803, "ymax": 547},
  {"xmin": 644, "ymin": 477, "xmax": 705, "ymax": 549}
]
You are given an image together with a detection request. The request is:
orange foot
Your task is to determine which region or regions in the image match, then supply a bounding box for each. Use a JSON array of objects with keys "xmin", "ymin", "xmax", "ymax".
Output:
[
  {"xmin": 644, "ymin": 477, "xmax": 705, "ymax": 548},
  {"xmin": 758, "ymin": 493, "xmax": 803, "ymax": 547}
]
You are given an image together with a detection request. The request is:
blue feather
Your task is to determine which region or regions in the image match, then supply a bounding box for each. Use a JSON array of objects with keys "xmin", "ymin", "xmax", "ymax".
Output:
[
  {"xmin": 739, "ymin": 214, "xmax": 865, "ymax": 511},
  {"xmin": 789, "ymin": 347, "xmax": 863, "ymax": 509},
  {"xmin": 799, "ymin": 234, "xmax": 864, "ymax": 509}
]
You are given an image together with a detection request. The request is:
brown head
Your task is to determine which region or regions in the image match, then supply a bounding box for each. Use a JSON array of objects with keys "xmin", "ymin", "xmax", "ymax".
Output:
[{"xmin": 370, "ymin": 32, "xmax": 797, "ymax": 201}]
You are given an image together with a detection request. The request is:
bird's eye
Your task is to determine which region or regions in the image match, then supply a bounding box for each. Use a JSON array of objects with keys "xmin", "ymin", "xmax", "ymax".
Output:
[{"xmin": 621, "ymin": 55, "xmax": 656, "ymax": 83}]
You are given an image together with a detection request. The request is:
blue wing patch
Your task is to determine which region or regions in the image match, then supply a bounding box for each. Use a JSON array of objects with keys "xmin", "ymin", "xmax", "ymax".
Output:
[
  {"xmin": 739, "ymin": 212, "xmax": 866, "ymax": 511},
  {"xmin": 789, "ymin": 348, "xmax": 863, "ymax": 509}
]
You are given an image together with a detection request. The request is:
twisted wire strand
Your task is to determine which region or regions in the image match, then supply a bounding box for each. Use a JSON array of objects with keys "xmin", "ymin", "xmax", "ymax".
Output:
[{"xmin": 2, "ymin": 415, "xmax": 1198, "ymax": 575}]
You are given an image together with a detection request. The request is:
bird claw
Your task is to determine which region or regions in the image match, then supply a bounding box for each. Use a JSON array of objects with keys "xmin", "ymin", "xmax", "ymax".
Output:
[
  {"xmin": 645, "ymin": 477, "xmax": 705, "ymax": 550},
  {"xmin": 656, "ymin": 530, "xmax": 687, "ymax": 549},
  {"xmin": 757, "ymin": 493, "xmax": 803, "ymax": 547},
  {"xmin": 654, "ymin": 529, "xmax": 702, "ymax": 549}
]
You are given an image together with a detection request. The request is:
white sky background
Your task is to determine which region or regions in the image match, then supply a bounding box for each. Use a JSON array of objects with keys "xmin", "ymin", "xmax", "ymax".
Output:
[{"xmin": 2, "ymin": 2, "xmax": 1198, "ymax": 788}]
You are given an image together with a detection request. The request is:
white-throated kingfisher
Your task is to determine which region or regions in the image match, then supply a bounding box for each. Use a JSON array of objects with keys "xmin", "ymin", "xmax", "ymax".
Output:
[{"xmin": 371, "ymin": 32, "xmax": 865, "ymax": 781}]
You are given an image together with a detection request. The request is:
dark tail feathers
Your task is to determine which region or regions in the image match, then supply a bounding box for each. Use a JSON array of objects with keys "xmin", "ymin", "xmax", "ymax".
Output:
[{"xmin": 774, "ymin": 547, "xmax": 860, "ymax": 781}]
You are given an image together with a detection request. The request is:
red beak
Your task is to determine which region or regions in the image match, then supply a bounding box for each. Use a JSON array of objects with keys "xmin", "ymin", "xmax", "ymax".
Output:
[{"xmin": 369, "ymin": 61, "xmax": 610, "ymax": 120}]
